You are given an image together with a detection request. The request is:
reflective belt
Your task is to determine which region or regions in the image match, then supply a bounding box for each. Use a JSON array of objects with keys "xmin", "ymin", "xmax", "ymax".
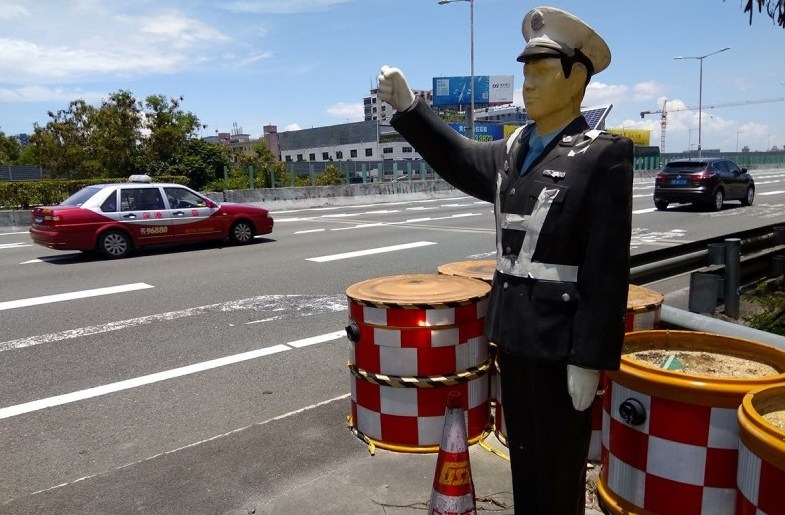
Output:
[{"xmin": 494, "ymin": 176, "xmax": 579, "ymax": 283}]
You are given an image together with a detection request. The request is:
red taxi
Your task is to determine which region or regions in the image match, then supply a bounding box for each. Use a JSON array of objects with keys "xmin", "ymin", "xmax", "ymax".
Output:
[{"xmin": 30, "ymin": 175, "xmax": 274, "ymax": 258}]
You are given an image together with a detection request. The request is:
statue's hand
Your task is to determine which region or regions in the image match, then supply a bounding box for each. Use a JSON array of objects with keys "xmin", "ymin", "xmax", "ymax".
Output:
[
  {"xmin": 378, "ymin": 65, "xmax": 416, "ymax": 112},
  {"xmin": 566, "ymin": 364, "xmax": 600, "ymax": 411}
]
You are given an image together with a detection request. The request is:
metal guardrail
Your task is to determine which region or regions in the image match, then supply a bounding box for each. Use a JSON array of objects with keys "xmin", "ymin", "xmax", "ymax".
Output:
[{"xmin": 629, "ymin": 222, "xmax": 785, "ymax": 285}]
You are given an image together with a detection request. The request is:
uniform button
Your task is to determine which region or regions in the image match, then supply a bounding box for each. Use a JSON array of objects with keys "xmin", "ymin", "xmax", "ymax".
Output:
[
  {"xmin": 561, "ymin": 293, "xmax": 571, "ymax": 302},
  {"xmin": 503, "ymin": 282, "xmax": 509, "ymax": 289},
  {"xmin": 505, "ymin": 247, "xmax": 512, "ymax": 254},
  {"xmin": 510, "ymin": 188, "xmax": 516, "ymax": 195}
]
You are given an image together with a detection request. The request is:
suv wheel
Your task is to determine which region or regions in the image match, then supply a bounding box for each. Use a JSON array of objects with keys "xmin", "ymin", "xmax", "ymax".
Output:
[
  {"xmin": 711, "ymin": 189, "xmax": 724, "ymax": 211},
  {"xmin": 741, "ymin": 186, "xmax": 755, "ymax": 206},
  {"xmin": 654, "ymin": 200, "xmax": 669, "ymax": 211}
]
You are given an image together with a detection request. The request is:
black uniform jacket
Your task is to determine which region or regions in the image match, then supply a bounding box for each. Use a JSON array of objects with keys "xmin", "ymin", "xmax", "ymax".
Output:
[{"xmin": 391, "ymin": 99, "xmax": 634, "ymax": 370}]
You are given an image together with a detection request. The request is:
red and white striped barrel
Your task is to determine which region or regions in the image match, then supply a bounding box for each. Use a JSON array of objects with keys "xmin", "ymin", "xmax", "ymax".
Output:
[
  {"xmin": 587, "ymin": 285, "xmax": 665, "ymax": 461},
  {"xmin": 346, "ymin": 274, "xmax": 492, "ymax": 452},
  {"xmin": 493, "ymin": 285, "xmax": 665, "ymax": 452},
  {"xmin": 736, "ymin": 384, "xmax": 785, "ymax": 515},
  {"xmin": 597, "ymin": 330, "xmax": 785, "ymax": 515}
]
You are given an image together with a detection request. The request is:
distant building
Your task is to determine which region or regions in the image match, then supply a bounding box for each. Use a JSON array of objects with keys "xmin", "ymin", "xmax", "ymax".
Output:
[{"xmin": 204, "ymin": 85, "xmax": 611, "ymax": 166}]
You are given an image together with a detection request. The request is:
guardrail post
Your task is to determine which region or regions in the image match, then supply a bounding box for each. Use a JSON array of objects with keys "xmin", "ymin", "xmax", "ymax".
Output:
[
  {"xmin": 688, "ymin": 272, "xmax": 720, "ymax": 314},
  {"xmin": 707, "ymin": 243, "xmax": 725, "ymax": 265},
  {"xmin": 724, "ymin": 238, "xmax": 741, "ymax": 318}
]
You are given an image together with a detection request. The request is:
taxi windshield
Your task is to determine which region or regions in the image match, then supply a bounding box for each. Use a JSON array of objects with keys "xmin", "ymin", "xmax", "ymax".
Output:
[{"xmin": 61, "ymin": 186, "xmax": 104, "ymax": 206}]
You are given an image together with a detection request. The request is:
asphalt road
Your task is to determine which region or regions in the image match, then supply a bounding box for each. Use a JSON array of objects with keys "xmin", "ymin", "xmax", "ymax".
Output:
[{"xmin": 2, "ymin": 169, "xmax": 785, "ymax": 514}]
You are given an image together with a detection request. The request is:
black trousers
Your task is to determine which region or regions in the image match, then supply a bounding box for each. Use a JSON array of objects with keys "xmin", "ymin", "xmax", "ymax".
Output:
[{"xmin": 499, "ymin": 351, "xmax": 593, "ymax": 515}]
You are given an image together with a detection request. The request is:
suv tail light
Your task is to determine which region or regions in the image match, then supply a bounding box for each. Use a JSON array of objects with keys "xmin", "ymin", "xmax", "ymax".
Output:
[
  {"xmin": 655, "ymin": 173, "xmax": 667, "ymax": 184},
  {"xmin": 693, "ymin": 171, "xmax": 716, "ymax": 183}
]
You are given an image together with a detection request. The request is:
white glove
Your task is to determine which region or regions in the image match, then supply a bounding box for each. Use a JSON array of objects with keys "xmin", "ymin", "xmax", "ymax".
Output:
[
  {"xmin": 566, "ymin": 364, "xmax": 600, "ymax": 411},
  {"xmin": 378, "ymin": 65, "xmax": 416, "ymax": 112}
]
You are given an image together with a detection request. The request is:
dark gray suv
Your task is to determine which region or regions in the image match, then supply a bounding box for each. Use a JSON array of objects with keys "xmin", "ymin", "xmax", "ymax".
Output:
[{"xmin": 653, "ymin": 158, "xmax": 754, "ymax": 211}]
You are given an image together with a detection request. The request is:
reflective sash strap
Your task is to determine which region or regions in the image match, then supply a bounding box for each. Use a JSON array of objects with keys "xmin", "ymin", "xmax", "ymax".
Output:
[
  {"xmin": 518, "ymin": 187, "xmax": 559, "ymax": 265},
  {"xmin": 494, "ymin": 172, "xmax": 504, "ymax": 268},
  {"xmin": 501, "ymin": 261, "xmax": 579, "ymax": 282},
  {"xmin": 501, "ymin": 213, "xmax": 527, "ymax": 231},
  {"xmin": 496, "ymin": 186, "xmax": 579, "ymax": 282}
]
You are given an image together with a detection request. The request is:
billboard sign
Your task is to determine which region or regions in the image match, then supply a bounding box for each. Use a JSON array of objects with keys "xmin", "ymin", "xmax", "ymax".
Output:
[
  {"xmin": 433, "ymin": 75, "xmax": 514, "ymax": 107},
  {"xmin": 448, "ymin": 122, "xmax": 505, "ymax": 142},
  {"xmin": 606, "ymin": 128, "xmax": 651, "ymax": 146}
]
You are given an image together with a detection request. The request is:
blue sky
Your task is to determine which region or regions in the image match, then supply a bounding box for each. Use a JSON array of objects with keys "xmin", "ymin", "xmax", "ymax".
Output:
[{"xmin": 1, "ymin": 0, "xmax": 783, "ymax": 152}]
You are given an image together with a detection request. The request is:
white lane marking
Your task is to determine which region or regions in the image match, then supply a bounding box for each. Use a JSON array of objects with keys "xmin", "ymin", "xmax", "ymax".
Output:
[
  {"xmin": 320, "ymin": 213, "xmax": 361, "ymax": 218},
  {"xmin": 632, "ymin": 194, "xmax": 650, "ymax": 199},
  {"xmin": 406, "ymin": 206, "xmax": 438, "ymax": 211},
  {"xmin": 0, "ymin": 331, "xmax": 346, "ymax": 420},
  {"xmin": 0, "ymin": 294, "xmax": 347, "ymax": 353},
  {"xmin": 306, "ymin": 241, "xmax": 437, "ymax": 262},
  {"xmin": 363, "ymin": 210, "xmax": 400, "ymax": 214},
  {"xmin": 758, "ymin": 191, "xmax": 785, "ymax": 196},
  {"xmin": 0, "ymin": 231, "xmax": 29, "ymax": 236},
  {"xmin": 288, "ymin": 330, "xmax": 345, "ymax": 348},
  {"xmin": 0, "ymin": 283, "xmax": 154, "ymax": 312},
  {"xmin": 633, "ymin": 208, "xmax": 656, "ymax": 214},
  {"xmin": 27, "ymin": 393, "xmax": 352, "ymax": 498},
  {"xmin": 331, "ymin": 223, "xmax": 383, "ymax": 231},
  {"xmin": 294, "ymin": 229, "xmax": 325, "ymax": 234},
  {"xmin": 21, "ymin": 254, "xmax": 83, "ymax": 264},
  {"xmin": 0, "ymin": 242, "xmax": 31, "ymax": 249}
]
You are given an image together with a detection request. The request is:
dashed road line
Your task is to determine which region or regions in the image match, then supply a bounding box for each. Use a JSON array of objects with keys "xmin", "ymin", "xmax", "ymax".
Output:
[
  {"xmin": 306, "ymin": 241, "xmax": 437, "ymax": 262},
  {"xmin": 0, "ymin": 330, "xmax": 345, "ymax": 420},
  {"xmin": 0, "ymin": 283, "xmax": 154, "ymax": 311}
]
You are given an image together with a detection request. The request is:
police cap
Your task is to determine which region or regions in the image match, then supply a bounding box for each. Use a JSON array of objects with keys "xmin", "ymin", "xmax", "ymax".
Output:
[{"xmin": 516, "ymin": 6, "xmax": 611, "ymax": 76}]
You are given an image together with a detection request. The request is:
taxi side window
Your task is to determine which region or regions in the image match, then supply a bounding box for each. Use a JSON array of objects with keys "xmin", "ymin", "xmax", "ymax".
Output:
[
  {"xmin": 121, "ymin": 188, "xmax": 164, "ymax": 211},
  {"xmin": 165, "ymin": 187, "xmax": 206, "ymax": 209},
  {"xmin": 101, "ymin": 191, "xmax": 118, "ymax": 212}
]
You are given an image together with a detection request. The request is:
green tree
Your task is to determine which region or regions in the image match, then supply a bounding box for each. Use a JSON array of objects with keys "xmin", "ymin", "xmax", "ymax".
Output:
[
  {"xmin": 0, "ymin": 130, "xmax": 21, "ymax": 164},
  {"xmin": 168, "ymin": 139, "xmax": 231, "ymax": 190},
  {"xmin": 316, "ymin": 164, "xmax": 344, "ymax": 186},
  {"xmin": 139, "ymin": 94, "xmax": 203, "ymax": 176},
  {"xmin": 90, "ymin": 90, "xmax": 142, "ymax": 178},
  {"xmin": 29, "ymin": 99, "xmax": 97, "ymax": 178}
]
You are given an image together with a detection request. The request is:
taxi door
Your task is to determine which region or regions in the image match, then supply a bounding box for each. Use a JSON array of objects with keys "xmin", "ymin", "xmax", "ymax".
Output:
[
  {"xmin": 164, "ymin": 186, "xmax": 222, "ymax": 241},
  {"xmin": 118, "ymin": 187, "xmax": 176, "ymax": 244}
]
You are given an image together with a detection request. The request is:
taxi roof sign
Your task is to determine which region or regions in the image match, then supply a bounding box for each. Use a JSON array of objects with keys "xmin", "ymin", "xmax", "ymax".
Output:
[{"xmin": 128, "ymin": 174, "xmax": 152, "ymax": 183}]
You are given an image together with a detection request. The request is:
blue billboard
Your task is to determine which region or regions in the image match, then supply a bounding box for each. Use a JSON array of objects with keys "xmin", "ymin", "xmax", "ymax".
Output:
[{"xmin": 433, "ymin": 75, "xmax": 514, "ymax": 107}]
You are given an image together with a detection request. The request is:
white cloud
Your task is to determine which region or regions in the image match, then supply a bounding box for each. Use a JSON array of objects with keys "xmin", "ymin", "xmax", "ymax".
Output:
[
  {"xmin": 0, "ymin": 7, "xmax": 232, "ymax": 83},
  {"xmin": 284, "ymin": 123, "xmax": 303, "ymax": 131},
  {"xmin": 220, "ymin": 0, "xmax": 353, "ymax": 14},
  {"xmin": 0, "ymin": 85, "xmax": 104, "ymax": 103},
  {"xmin": 583, "ymin": 81, "xmax": 628, "ymax": 107},
  {"xmin": 631, "ymin": 80, "xmax": 666, "ymax": 102},
  {"xmin": 0, "ymin": 4, "xmax": 29, "ymax": 20},
  {"xmin": 326, "ymin": 102, "xmax": 364, "ymax": 121}
]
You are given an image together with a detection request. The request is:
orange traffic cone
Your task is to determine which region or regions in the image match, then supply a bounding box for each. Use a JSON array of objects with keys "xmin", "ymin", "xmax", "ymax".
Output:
[{"xmin": 429, "ymin": 391, "xmax": 477, "ymax": 515}]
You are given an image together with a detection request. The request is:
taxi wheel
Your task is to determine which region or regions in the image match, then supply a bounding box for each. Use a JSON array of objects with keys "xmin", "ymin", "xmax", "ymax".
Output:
[
  {"xmin": 98, "ymin": 230, "xmax": 132, "ymax": 259},
  {"xmin": 229, "ymin": 221, "xmax": 254, "ymax": 245}
]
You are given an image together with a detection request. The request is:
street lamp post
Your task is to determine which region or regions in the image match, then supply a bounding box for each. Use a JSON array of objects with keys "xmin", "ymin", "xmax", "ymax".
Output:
[
  {"xmin": 438, "ymin": 0, "xmax": 474, "ymax": 140},
  {"xmin": 674, "ymin": 47, "xmax": 730, "ymax": 158}
]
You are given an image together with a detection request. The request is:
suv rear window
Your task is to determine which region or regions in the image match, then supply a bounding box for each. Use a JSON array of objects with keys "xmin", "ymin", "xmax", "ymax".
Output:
[{"xmin": 663, "ymin": 161, "xmax": 706, "ymax": 173}]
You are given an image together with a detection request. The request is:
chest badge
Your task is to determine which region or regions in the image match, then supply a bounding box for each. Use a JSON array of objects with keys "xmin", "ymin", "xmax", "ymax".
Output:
[
  {"xmin": 568, "ymin": 146, "xmax": 590, "ymax": 157},
  {"xmin": 543, "ymin": 169, "xmax": 566, "ymax": 181}
]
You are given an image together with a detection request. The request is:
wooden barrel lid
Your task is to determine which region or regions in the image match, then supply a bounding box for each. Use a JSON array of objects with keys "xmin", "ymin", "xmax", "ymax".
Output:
[
  {"xmin": 627, "ymin": 284, "xmax": 665, "ymax": 312},
  {"xmin": 346, "ymin": 274, "xmax": 490, "ymax": 308},
  {"xmin": 437, "ymin": 260, "xmax": 495, "ymax": 283}
]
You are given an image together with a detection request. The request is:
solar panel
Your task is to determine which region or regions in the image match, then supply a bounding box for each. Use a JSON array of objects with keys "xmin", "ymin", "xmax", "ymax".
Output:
[{"xmin": 580, "ymin": 104, "xmax": 612, "ymax": 130}]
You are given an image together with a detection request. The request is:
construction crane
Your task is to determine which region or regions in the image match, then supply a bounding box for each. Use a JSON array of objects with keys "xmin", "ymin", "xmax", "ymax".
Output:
[{"xmin": 639, "ymin": 97, "xmax": 784, "ymax": 153}]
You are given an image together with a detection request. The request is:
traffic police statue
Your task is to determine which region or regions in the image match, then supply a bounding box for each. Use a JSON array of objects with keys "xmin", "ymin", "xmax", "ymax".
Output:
[{"xmin": 378, "ymin": 6, "xmax": 633, "ymax": 514}]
